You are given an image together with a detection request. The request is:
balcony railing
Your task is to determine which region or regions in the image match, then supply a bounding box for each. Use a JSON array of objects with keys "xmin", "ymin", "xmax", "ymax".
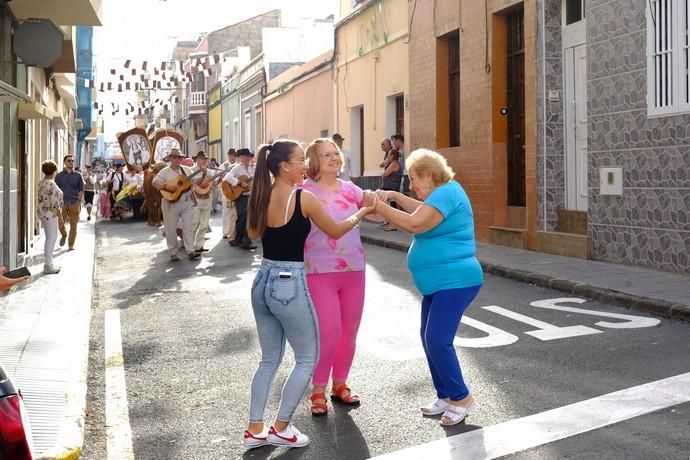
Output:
[{"xmin": 190, "ymin": 91, "xmax": 206, "ymax": 108}]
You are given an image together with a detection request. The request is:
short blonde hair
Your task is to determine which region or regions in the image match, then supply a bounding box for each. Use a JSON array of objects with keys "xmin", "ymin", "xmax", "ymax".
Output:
[
  {"xmin": 305, "ymin": 138, "xmax": 343, "ymax": 179},
  {"xmin": 406, "ymin": 148, "xmax": 455, "ymax": 185}
]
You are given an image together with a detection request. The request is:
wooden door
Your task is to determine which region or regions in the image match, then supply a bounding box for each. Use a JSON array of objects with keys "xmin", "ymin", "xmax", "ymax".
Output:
[{"xmin": 507, "ymin": 7, "xmax": 526, "ymax": 206}]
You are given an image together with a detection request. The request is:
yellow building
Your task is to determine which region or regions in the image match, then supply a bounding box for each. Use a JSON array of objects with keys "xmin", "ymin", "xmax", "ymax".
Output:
[
  {"xmin": 334, "ymin": 0, "xmax": 409, "ymax": 185},
  {"xmin": 207, "ymin": 84, "xmax": 222, "ymax": 160}
]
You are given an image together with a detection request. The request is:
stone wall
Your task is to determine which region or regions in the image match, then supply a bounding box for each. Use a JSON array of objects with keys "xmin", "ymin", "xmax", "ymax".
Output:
[
  {"xmin": 536, "ymin": 0, "xmax": 565, "ymax": 232},
  {"xmin": 588, "ymin": 0, "xmax": 690, "ymax": 273}
]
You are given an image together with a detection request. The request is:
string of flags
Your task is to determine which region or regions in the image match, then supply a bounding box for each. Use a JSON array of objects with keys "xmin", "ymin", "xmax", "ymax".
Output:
[
  {"xmin": 92, "ymin": 95, "xmax": 180, "ymax": 116},
  {"xmin": 81, "ymin": 53, "xmax": 227, "ymax": 93}
]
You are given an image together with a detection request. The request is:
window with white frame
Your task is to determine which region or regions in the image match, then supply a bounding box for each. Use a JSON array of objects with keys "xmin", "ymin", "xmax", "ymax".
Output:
[{"xmin": 647, "ymin": 0, "xmax": 690, "ymax": 116}]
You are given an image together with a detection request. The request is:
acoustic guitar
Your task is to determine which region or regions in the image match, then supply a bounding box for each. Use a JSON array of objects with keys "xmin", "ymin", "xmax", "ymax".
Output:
[
  {"xmin": 159, "ymin": 168, "xmax": 204, "ymax": 202},
  {"xmin": 192, "ymin": 167, "xmax": 230, "ymax": 197},
  {"xmin": 221, "ymin": 175, "xmax": 252, "ymax": 201}
]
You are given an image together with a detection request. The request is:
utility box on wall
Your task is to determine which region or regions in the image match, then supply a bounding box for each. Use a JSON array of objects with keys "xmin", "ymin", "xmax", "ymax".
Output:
[{"xmin": 599, "ymin": 167, "xmax": 623, "ymax": 196}]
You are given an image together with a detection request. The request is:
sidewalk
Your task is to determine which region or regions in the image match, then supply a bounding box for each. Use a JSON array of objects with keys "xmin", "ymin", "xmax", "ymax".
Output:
[
  {"xmin": 0, "ymin": 217, "xmax": 95, "ymax": 459},
  {"xmin": 359, "ymin": 221, "xmax": 690, "ymax": 322}
]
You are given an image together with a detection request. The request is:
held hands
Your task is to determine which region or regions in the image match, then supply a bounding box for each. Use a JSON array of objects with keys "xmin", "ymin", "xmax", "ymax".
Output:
[
  {"xmin": 362, "ymin": 190, "xmax": 379, "ymax": 214},
  {"xmin": 374, "ymin": 189, "xmax": 393, "ymax": 204}
]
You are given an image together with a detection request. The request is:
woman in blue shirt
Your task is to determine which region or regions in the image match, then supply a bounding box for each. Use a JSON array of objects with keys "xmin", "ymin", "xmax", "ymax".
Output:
[{"xmin": 374, "ymin": 148, "xmax": 483, "ymax": 426}]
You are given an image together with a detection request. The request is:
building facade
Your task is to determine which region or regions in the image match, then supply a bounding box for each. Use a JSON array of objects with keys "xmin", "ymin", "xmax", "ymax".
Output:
[
  {"xmin": 264, "ymin": 50, "xmax": 333, "ymax": 143},
  {"xmin": 407, "ymin": 0, "xmax": 538, "ymax": 245},
  {"xmin": 220, "ymin": 75, "xmax": 241, "ymax": 158},
  {"xmin": 334, "ymin": 0, "xmax": 409, "ymax": 186},
  {"xmin": 537, "ymin": 0, "xmax": 690, "ymax": 273},
  {"xmin": 238, "ymin": 54, "xmax": 265, "ymax": 151},
  {"xmin": 0, "ymin": 0, "xmax": 101, "ymax": 268}
]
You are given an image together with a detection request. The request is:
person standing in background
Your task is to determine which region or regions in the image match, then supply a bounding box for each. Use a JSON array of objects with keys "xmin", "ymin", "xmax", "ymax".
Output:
[
  {"xmin": 221, "ymin": 149, "xmax": 238, "ymax": 239},
  {"xmin": 332, "ymin": 133, "xmax": 352, "ymax": 181},
  {"xmin": 191, "ymin": 152, "xmax": 213, "ymax": 253},
  {"xmin": 106, "ymin": 163, "xmax": 125, "ymax": 217},
  {"xmin": 227, "ymin": 148, "xmax": 256, "ymax": 250},
  {"xmin": 392, "ymin": 133, "xmax": 408, "ymax": 194},
  {"xmin": 55, "ymin": 154, "xmax": 84, "ymax": 250},
  {"xmin": 82, "ymin": 165, "xmax": 96, "ymax": 221},
  {"xmin": 37, "ymin": 160, "xmax": 63, "ymax": 274}
]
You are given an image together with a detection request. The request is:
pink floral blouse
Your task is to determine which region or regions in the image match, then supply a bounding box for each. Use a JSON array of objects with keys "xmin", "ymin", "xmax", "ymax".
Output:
[{"xmin": 299, "ymin": 179, "xmax": 366, "ymax": 274}]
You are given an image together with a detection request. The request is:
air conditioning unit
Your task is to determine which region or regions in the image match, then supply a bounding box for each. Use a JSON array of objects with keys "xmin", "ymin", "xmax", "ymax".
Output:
[{"xmin": 74, "ymin": 118, "xmax": 84, "ymax": 130}]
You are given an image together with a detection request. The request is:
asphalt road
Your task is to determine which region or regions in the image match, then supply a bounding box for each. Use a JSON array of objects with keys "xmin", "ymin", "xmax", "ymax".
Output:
[{"xmin": 82, "ymin": 217, "xmax": 690, "ymax": 460}]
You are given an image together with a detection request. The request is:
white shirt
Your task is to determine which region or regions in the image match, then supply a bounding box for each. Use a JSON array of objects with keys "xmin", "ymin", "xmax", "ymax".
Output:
[{"xmin": 224, "ymin": 162, "xmax": 252, "ymax": 189}]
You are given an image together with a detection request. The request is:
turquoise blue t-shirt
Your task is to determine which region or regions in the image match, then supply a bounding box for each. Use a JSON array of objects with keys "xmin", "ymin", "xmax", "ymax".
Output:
[{"xmin": 407, "ymin": 181, "xmax": 483, "ymax": 295}]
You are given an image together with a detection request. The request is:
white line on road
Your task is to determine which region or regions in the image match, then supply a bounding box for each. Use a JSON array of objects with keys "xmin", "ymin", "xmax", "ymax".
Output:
[
  {"xmin": 105, "ymin": 309, "xmax": 134, "ymax": 460},
  {"xmin": 371, "ymin": 372, "xmax": 690, "ymax": 460}
]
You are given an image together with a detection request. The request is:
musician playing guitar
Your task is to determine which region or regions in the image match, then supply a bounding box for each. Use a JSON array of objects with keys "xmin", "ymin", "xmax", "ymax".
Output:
[
  {"xmin": 224, "ymin": 148, "xmax": 256, "ymax": 249},
  {"xmin": 190, "ymin": 151, "xmax": 216, "ymax": 253},
  {"xmin": 152, "ymin": 148, "xmax": 202, "ymax": 262}
]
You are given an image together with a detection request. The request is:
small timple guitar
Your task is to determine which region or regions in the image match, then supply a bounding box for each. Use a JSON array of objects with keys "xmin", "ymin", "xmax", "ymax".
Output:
[{"xmin": 159, "ymin": 168, "xmax": 204, "ymax": 202}]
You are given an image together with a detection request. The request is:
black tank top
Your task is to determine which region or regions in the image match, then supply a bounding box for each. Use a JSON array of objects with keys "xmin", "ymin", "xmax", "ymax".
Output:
[{"xmin": 262, "ymin": 189, "xmax": 312, "ymax": 262}]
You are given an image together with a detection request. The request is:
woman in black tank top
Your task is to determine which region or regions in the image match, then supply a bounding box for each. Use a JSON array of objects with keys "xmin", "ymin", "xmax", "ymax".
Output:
[{"xmin": 240, "ymin": 140, "xmax": 377, "ymax": 449}]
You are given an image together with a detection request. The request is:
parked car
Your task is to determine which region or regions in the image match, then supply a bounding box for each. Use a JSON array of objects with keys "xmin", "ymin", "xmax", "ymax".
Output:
[{"xmin": 0, "ymin": 363, "xmax": 33, "ymax": 459}]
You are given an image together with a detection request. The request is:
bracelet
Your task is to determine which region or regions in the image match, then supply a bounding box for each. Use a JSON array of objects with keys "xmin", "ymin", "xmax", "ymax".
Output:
[{"xmin": 348, "ymin": 214, "xmax": 360, "ymax": 229}]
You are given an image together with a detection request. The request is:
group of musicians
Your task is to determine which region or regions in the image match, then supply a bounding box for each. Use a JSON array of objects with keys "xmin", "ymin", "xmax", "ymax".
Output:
[{"xmin": 152, "ymin": 147, "xmax": 255, "ymax": 262}]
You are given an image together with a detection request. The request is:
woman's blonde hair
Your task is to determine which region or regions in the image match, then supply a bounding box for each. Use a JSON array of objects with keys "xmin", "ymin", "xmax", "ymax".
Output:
[
  {"xmin": 305, "ymin": 138, "xmax": 343, "ymax": 179},
  {"xmin": 406, "ymin": 148, "xmax": 455, "ymax": 185}
]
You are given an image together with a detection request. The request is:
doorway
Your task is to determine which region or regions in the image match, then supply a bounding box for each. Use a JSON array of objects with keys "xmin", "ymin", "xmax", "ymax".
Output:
[
  {"xmin": 563, "ymin": 0, "xmax": 588, "ymax": 211},
  {"xmin": 17, "ymin": 120, "xmax": 26, "ymax": 255},
  {"xmin": 350, "ymin": 105, "xmax": 364, "ymax": 176},
  {"xmin": 507, "ymin": 6, "xmax": 526, "ymax": 206}
]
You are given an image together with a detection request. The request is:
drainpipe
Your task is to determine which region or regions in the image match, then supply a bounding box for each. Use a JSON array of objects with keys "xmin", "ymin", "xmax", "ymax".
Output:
[{"xmin": 541, "ymin": 0, "xmax": 547, "ymax": 232}]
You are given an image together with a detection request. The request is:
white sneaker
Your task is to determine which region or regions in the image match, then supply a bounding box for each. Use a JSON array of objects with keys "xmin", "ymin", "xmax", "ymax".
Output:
[
  {"xmin": 267, "ymin": 425, "xmax": 310, "ymax": 448},
  {"xmin": 243, "ymin": 427, "xmax": 269, "ymax": 449},
  {"xmin": 43, "ymin": 264, "xmax": 61, "ymax": 274}
]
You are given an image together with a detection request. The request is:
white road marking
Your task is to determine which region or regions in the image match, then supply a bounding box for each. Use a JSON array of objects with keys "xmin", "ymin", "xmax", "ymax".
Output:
[
  {"xmin": 105, "ymin": 309, "xmax": 134, "ymax": 460},
  {"xmin": 482, "ymin": 305, "xmax": 603, "ymax": 341},
  {"xmin": 370, "ymin": 372, "xmax": 690, "ymax": 460},
  {"xmin": 530, "ymin": 298, "xmax": 661, "ymax": 329},
  {"xmin": 455, "ymin": 316, "xmax": 519, "ymax": 348}
]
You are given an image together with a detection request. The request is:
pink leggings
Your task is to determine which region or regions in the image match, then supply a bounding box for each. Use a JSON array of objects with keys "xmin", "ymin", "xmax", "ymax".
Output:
[{"xmin": 307, "ymin": 271, "xmax": 366, "ymax": 387}]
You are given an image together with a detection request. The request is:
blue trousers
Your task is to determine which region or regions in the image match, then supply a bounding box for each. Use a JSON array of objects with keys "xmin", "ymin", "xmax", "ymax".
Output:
[{"xmin": 420, "ymin": 285, "xmax": 481, "ymax": 401}]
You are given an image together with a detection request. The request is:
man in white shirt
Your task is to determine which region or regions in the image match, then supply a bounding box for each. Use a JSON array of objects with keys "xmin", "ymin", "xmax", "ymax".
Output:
[
  {"xmin": 152, "ymin": 149, "xmax": 201, "ymax": 262},
  {"xmin": 190, "ymin": 151, "xmax": 214, "ymax": 253},
  {"xmin": 224, "ymin": 148, "xmax": 255, "ymax": 249},
  {"xmin": 220, "ymin": 149, "xmax": 238, "ymax": 239},
  {"xmin": 332, "ymin": 133, "xmax": 352, "ymax": 180}
]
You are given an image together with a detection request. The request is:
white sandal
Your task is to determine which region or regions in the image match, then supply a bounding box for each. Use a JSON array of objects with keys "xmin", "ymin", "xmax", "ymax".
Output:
[
  {"xmin": 440, "ymin": 401, "xmax": 477, "ymax": 426},
  {"xmin": 421, "ymin": 398, "xmax": 450, "ymax": 416}
]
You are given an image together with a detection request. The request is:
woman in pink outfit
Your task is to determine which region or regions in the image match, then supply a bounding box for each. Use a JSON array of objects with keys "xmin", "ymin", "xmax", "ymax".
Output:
[{"xmin": 300, "ymin": 138, "xmax": 367, "ymax": 415}]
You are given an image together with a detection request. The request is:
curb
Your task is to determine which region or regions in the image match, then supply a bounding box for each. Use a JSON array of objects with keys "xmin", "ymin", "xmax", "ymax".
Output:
[{"xmin": 361, "ymin": 234, "xmax": 690, "ymax": 322}]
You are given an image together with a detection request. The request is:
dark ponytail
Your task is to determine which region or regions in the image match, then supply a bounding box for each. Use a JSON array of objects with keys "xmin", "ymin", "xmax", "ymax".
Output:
[{"xmin": 248, "ymin": 140, "xmax": 300, "ymax": 237}]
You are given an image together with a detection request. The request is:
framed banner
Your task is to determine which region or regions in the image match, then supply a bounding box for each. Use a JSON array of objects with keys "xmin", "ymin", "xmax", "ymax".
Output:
[
  {"xmin": 117, "ymin": 127, "xmax": 153, "ymax": 169},
  {"xmin": 150, "ymin": 129, "xmax": 185, "ymax": 163}
]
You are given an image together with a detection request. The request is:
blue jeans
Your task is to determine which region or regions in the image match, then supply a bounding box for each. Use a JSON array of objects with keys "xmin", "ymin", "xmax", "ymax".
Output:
[
  {"xmin": 420, "ymin": 285, "xmax": 482, "ymax": 401},
  {"xmin": 249, "ymin": 259, "xmax": 319, "ymax": 422}
]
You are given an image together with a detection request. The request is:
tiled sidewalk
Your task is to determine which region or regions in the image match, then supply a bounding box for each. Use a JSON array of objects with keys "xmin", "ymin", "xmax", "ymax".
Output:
[{"xmin": 0, "ymin": 218, "xmax": 95, "ymax": 459}]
